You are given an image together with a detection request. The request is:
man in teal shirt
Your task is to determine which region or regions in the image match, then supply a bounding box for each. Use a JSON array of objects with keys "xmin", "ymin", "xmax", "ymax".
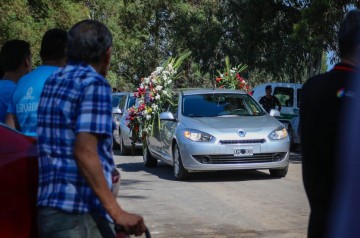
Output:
[
  {"xmin": 6, "ymin": 29, "xmax": 67, "ymax": 136},
  {"xmin": 0, "ymin": 40, "xmax": 32, "ymax": 122}
]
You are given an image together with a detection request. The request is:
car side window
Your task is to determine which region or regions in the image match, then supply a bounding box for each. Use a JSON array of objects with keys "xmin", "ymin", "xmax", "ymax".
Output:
[
  {"xmin": 118, "ymin": 96, "xmax": 127, "ymax": 111},
  {"xmin": 273, "ymin": 87, "xmax": 294, "ymax": 107},
  {"xmin": 127, "ymin": 96, "xmax": 136, "ymax": 109}
]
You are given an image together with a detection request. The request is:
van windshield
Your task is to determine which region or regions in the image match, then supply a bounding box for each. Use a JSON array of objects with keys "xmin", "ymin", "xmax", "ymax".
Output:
[{"xmin": 273, "ymin": 87, "xmax": 294, "ymax": 107}]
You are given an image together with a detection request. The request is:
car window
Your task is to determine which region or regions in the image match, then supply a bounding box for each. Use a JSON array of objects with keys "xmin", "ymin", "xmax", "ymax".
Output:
[
  {"xmin": 127, "ymin": 96, "xmax": 137, "ymax": 109},
  {"xmin": 112, "ymin": 95, "xmax": 124, "ymax": 108},
  {"xmin": 273, "ymin": 87, "xmax": 294, "ymax": 107},
  {"xmin": 118, "ymin": 96, "xmax": 127, "ymax": 110},
  {"xmin": 182, "ymin": 93, "xmax": 265, "ymax": 117}
]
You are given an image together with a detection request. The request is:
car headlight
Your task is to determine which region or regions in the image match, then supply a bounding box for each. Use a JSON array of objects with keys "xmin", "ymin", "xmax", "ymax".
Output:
[
  {"xmin": 268, "ymin": 127, "xmax": 288, "ymax": 140},
  {"xmin": 183, "ymin": 129, "xmax": 213, "ymax": 142}
]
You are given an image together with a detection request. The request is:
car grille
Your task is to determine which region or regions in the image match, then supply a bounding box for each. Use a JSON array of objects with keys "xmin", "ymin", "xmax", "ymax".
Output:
[
  {"xmin": 219, "ymin": 139, "xmax": 266, "ymax": 144},
  {"xmin": 192, "ymin": 153, "xmax": 286, "ymax": 164}
]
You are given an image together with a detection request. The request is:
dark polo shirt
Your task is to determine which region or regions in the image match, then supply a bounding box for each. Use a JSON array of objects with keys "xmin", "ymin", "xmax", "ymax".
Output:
[{"xmin": 300, "ymin": 63, "xmax": 358, "ymax": 238}]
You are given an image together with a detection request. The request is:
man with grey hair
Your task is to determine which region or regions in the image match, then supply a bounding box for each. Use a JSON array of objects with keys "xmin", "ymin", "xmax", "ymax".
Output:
[
  {"xmin": 36, "ymin": 20, "xmax": 146, "ymax": 237},
  {"xmin": 300, "ymin": 9, "xmax": 360, "ymax": 238}
]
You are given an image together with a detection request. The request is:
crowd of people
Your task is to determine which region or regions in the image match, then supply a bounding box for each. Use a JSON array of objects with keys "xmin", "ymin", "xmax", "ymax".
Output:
[
  {"xmin": 0, "ymin": 8, "xmax": 359, "ymax": 238},
  {"xmin": 0, "ymin": 20, "xmax": 146, "ymax": 238}
]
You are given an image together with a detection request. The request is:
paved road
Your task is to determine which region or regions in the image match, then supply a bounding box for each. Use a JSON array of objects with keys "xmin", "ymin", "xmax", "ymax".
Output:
[{"xmin": 114, "ymin": 151, "xmax": 309, "ymax": 238}]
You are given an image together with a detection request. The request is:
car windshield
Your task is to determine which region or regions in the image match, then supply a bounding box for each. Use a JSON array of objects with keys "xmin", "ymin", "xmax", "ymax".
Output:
[
  {"xmin": 182, "ymin": 93, "xmax": 265, "ymax": 117},
  {"xmin": 112, "ymin": 95, "xmax": 123, "ymax": 108}
]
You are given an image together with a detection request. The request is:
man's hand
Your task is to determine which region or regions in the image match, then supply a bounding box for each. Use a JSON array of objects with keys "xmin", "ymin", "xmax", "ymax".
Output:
[
  {"xmin": 114, "ymin": 210, "xmax": 146, "ymax": 236},
  {"xmin": 74, "ymin": 132, "xmax": 146, "ymax": 236}
]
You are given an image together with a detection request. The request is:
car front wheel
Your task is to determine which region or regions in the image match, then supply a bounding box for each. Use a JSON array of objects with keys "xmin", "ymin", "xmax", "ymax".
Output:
[
  {"xmin": 119, "ymin": 133, "xmax": 131, "ymax": 155},
  {"xmin": 113, "ymin": 136, "xmax": 120, "ymax": 150},
  {"xmin": 269, "ymin": 165, "xmax": 288, "ymax": 178},
  {"xmin": 143, "ymin": 147, "xmax": 157, "ymax": 167},
  {"xmin": 173, "ymin": 144, "xmax": 189, "ymax": 180}
]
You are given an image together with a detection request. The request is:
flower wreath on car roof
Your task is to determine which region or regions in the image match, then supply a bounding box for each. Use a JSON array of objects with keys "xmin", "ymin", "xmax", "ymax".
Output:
[{"xmin": 127, "ymin": 53, "xmax": 249, "ymax": 152}]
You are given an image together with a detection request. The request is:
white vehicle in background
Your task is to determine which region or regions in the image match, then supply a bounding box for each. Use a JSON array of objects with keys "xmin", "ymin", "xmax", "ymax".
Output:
[
  {"xmin": 251, "ymin": 83, "xmax": 303, "ymax": 148},
  {"xmin": 112, "ymin": 92, "xmax": 142, "ymax": 154}
]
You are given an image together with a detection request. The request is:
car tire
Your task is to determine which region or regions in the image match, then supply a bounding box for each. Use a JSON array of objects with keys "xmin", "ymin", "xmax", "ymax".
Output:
[
  {"xmin": 119, "ymin": 133, "xmax": 131, "ymax": 155},
  {"xmin": 269, "ymin": 165, "xmax": 288, "ymax": 178},
  {"xmin": 113, "ymin": 136, "xmax": 120, "ymax": 150},
  {"xmin": 143, "ymin": 147, "xmax": 157, "ymax": 167},
  {"xmin": 288, "ymin": 125, "xmax": 295, "ymax": 151},
  {"xmin": 173, "ymin": 144, "xmax": 189, "ymax": 180}
]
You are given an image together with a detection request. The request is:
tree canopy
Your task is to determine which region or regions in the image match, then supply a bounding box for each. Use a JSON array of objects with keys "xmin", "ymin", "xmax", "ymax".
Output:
[{"xmin": 1, "ymin": 0, "xmax": 359, "ymax": 89}]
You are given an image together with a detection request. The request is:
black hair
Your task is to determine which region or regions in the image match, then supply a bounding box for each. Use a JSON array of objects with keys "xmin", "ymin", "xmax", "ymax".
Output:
[
  {"xmin": 265, "ymin": 85, "xmax": 272, "ymax": 90},
  {"xmin": 40, "ymin": 28, "xmax": 67, "ymax": 62},
  {"xmin": 0, "ymin": 40, "xmax": 31, "ymax": 72},
  {"xmin": 338, "ymin": 9, "xmax": 360, "ymax": 58},
  {"xmin": 67, "ymin": 20, "xmax": 112, "ymax": 64}
]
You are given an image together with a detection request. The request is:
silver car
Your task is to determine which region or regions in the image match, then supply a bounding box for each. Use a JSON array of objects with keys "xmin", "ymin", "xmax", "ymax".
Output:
[
  {"xmin": 112, "ymin": 92, "xmax": 142, "ymax": 154},
  {"xmin": 143, "ymin": 89, "xmax": 290, "ymax": 180}
]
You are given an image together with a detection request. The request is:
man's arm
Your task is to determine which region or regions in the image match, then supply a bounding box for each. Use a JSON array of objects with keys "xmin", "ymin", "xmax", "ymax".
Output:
[
  {"xmin": 275, "ymin": 97, "xmax": 282, "ymax": 111},
  {"xmin": 74, "ymin": 132, "xmax": 145, "ymax": 235},
  {"xmin": 259, "ymin": 97, "xmax": 264, "ymax": 105}
]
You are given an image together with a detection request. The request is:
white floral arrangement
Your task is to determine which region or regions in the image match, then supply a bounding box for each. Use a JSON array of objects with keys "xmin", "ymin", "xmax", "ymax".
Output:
[{"xmin": 127, "ymin": 52, "xmax": 191, "ymax": 146}]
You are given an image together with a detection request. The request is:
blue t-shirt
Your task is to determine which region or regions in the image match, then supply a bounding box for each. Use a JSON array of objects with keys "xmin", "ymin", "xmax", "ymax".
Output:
[
  {"xmin": 7, "ymin": 66, "xmax": 59, "ymax": 136},
  {"xmin": 0, "ymin": 80, "xmax": 16, "ymax": 123}
]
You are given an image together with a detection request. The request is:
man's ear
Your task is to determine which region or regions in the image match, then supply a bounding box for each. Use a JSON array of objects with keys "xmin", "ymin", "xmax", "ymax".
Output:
[
  {"xmin": 99, "ymin": 47, "xmax": 112, "ymax": 77},
  {"xmin": 24, "ymin": 56, "xmax": 32, "ymax": 73},
  {"xmin": 105, "ymin": 47, "xmax": 112, "ymax": 66}
]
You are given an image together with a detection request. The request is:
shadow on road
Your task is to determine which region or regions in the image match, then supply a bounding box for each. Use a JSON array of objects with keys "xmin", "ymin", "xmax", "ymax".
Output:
[
  {"xmin": 289, "ymin": 152, "xmax": 302, "ymax": 164},
  {"xmin": 184, "ymin": 170, "xmax": 280, "ymax": 183},
  {"xmin": 113, "ymin": 149, "xmax": 142, "ymax": 156}
]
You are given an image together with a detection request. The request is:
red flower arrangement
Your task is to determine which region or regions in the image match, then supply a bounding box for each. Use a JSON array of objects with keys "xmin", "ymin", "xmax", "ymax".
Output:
[{"xmin": 215, "ymin": 56, "xmax": 249, "ymax": 91}]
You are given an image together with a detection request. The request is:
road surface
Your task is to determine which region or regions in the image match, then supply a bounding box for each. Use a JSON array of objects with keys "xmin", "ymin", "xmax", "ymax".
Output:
[{"xmin": 114, "ymin": 151, "xmax": 309, "ymax": 238}]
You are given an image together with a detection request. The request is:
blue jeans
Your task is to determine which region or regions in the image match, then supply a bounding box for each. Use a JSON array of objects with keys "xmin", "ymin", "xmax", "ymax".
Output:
[{"xmin": 37, "ymin": 207, "xmax": 115, "ymax": 238}]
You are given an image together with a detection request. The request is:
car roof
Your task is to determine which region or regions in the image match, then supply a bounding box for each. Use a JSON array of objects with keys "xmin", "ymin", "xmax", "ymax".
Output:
[
  {"xmin": 112, "ymin": 92, "xmax": 137, "ymax": 97},
  {"xmin": 254, "ymin": 82, "xmax": 303, "ymax": 88},
  {"xmin": 112, "ymin": 92, "xmax": 128, "ymax": 96},
  {"xmin": 179, "ymin": 88, "xmax": 248, "ymax": 96}
]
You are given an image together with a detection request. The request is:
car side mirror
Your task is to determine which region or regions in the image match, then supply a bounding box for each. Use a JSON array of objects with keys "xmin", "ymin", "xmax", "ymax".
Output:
[
  {"xmin": 269, "ymin": 109, "xmax": 281, "ymax": 117},
  {"xmin": 160, "ymin": 112, "xmax": 176, "ymax": 121},
  {"xmin": 112, "ymin": 107, "xmax": 123, "ymax": 115}
]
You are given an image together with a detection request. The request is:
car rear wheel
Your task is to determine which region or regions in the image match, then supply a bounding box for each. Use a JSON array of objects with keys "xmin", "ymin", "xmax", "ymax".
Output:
[
  {"xmin": 143, "ymin": 147, "xmax": 157, "ymax": 167},
  {"xmin": 119, "ymin": 133, "xmax": 131, "ymax": 155},
  {"xmin": 269, "ymin": 165, "xmax": 288, "ymax": 178},
  {"xmin": 173, "ymin": 145, "xmax": 189, "ymax": 180}
]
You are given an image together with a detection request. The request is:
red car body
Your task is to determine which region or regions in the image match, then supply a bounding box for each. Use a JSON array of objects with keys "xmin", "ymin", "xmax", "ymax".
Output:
[{"xmin": 0, "ymin": 124, "xmax": 38, "ymax": 238}]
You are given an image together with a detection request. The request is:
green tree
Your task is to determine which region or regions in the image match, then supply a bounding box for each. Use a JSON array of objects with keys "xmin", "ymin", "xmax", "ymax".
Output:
[
  {"xmin": 0, "ymin": 0, "xmax": 88, "ymax": 66},
  {"xmin": 2, "ymin": 0, "xmax": 358, "ymax": 88}
]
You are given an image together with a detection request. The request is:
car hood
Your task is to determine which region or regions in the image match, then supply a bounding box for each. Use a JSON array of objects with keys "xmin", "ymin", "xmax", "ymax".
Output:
[{"xmin": 181, "ymin": 115, "xmax": 282, "ymax": 133}]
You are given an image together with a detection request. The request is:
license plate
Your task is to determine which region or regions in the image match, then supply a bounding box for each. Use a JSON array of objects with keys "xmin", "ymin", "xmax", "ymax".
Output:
[{"xmin": 234, "ymin": 146, "xmax": 253, "ymax": 156}]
